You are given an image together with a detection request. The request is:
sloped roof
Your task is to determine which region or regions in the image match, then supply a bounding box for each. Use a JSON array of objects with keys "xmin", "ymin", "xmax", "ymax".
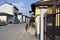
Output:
[
  {"xmin": 31, "ymin": 1, "xmax": 60, "ymax": 6},
  {"xmin": 31, "ymin": 1, "xmax": 60, "ymax": 12},
  {"xmin": 0, "ymin": 2, "xmax": 19, "ymax": 10},
  {"xmin": 18, "ymin": 12, "xmax": 22, "ymax": 15}
]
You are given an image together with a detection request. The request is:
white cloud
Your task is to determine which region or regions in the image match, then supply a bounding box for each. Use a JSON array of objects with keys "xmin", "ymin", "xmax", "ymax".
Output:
[
  {"xmin": 13, "ymin": 2, "xmax": 29, "ymax": 16},
  {"xmin": 13, "ymin": 2, "xmax": 24, "ymax": 7}
]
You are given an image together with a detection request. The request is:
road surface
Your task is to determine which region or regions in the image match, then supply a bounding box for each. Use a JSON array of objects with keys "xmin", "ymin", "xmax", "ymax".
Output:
[{"xmin": 0, "ymin": 24, "xmax": 38, "ymax": 40}]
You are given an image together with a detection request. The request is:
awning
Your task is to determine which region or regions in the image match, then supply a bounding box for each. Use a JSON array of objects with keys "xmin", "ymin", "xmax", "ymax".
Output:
[{"xmin": 0, "ymin": 12, "xmax": 13, "ymax": 16}]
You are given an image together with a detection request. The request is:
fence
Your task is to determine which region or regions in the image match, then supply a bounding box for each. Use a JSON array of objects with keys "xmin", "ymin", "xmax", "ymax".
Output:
[{"xmin": 44, "ymin": 13, "xmax": 60, "ymax": 40}]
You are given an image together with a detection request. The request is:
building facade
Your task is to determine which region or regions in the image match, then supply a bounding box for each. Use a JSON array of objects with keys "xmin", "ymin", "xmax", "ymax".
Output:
[
  {"xmin": 0, "ymin": 3, "xmax": 18, "ymax": 24},
  {"xmin": 22, "ymin": 15, "xmax": 26, "ymax": 23},
  {"xmin": 31, "ymin": 0, "xmax": 60, "ymax": 40},
  {"xmin": 25, "ymin": 16, "xmax": 30, "ymax": 24},
  {"xmin": 18, "ymin": 12, "xmax": 23, "ymax": 23}
]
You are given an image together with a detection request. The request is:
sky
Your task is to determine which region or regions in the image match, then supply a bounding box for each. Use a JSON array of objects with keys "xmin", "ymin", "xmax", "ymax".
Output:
[{"xmin": 0, "ymin": 0, "xmax": 39, "ymax": 16}]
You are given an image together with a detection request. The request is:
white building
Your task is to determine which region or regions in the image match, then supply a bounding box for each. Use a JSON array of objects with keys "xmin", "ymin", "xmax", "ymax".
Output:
[
  {"xmin": 22, "ymin": 15, "xmax": 26, "ymax": 23},
  {"xmin": 0, "ymin": 3, "xmax": 19, "ymax": 24},
  {"xmin": 18, "ymin": 12, "xmax": 23, "ymax": 23},
  {"xmin": 25, "ymin": 16, "xmax": 30, "ymax": 23},
  {"xmin": 22, "ymin": 15, "xmax": 30, "ymax": 23},
  {"xmin": 0, "ymin": 12, "xmax": 13, "ymax": 24}
]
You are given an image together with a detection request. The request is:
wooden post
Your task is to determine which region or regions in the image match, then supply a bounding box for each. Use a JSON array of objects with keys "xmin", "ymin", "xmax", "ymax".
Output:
[{"xmin": 52, "ymin": 6, "xmax": 56, "ymax": 40}]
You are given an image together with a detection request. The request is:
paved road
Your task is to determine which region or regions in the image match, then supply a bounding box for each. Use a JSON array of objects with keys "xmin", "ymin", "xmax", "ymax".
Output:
[{"xmin": 0, "ymin": 24, "xmax": 38, "ymax": 40}]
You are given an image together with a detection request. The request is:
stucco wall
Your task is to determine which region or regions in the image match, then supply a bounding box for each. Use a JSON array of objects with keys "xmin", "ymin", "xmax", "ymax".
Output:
[
  {"xmin": 0, "ymin": 16, "xmax": 7, "ymax": 24},
  {"xmin": 12, "ymin": 8, "xmax": 18, "ymax": 23},
  {"xmin": 47, "ymin": 7, "xmax": 52, "ymax": 14},
  {"xmin": 0, "ymin": 3, "xmax": 18, "ymax": 24},
  {"xmin": 35, "ymin": 6, "xmax": 40, "ymax": 15},
  {"xmin": 23, "ymin": 16, "xmax": 26, "ymax": 23},
  {"xmin": 0, "ymin": 4, "xmax": 14, "ymax": 15},
  {"xmin": 18, "ymin": 15, "xmax": 22, "ymax": 23}
]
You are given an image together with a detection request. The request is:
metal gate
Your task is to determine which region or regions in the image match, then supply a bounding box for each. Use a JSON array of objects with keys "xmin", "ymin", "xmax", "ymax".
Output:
[{"xmin": 44, "ymin": 13, "xmax": 60, "ymax": 40}]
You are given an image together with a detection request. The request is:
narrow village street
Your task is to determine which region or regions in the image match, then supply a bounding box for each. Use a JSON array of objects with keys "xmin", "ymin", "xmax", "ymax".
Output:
[
  {"xmin": 0, "ymin": 0, "xmax": 60, "ymax": 40},
  {"xmin": 0, "ymin": 23, "xmax": 38, "ymax": 40}
]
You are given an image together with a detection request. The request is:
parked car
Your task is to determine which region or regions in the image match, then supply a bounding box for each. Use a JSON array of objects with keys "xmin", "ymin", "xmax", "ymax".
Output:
[{"xmin": 0, "ymin": 21, "xmax": 6, "ymax": 26}]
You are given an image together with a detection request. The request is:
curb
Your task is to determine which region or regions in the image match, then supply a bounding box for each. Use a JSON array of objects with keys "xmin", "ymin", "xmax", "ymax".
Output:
[{"xmin": 0, "ymin": 24, "xmax": 14, "ymax": 29}]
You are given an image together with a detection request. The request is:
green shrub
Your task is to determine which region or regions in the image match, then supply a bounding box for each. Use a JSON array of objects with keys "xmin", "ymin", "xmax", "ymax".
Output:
[{"xmin": 30, "ymin": 17, "xmax": 35, "ymax": 22}]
